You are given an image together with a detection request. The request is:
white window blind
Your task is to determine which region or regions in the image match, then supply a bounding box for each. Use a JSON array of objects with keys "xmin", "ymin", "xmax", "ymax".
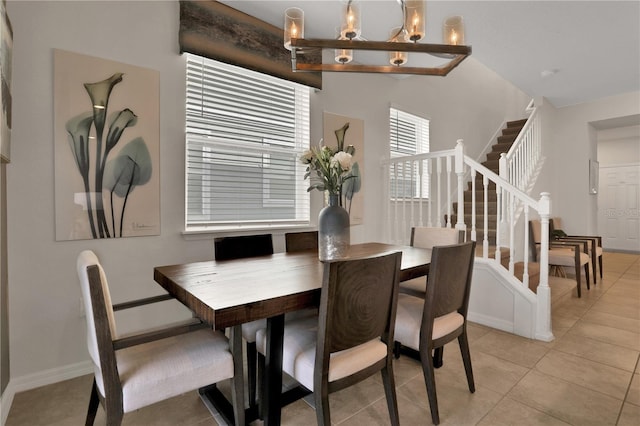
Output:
[
  {"xmin": 185, "ymin": 54, "xmax": 310, "ymax": 229},
  {"xmin": 389, "ymin": 107, "xmax": 430, "ymax": 198}
]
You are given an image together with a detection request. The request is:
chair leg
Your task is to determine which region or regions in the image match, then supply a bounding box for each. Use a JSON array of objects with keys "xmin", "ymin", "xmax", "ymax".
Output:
[
  {"xmin": 314, "ymin": 383, "xmax": 331, "ymax": 426},
  {"xmin": 246, "ymin": 341, "xmax": 258, "ymax": 413},
  {"xmin": 381, "ymin": 359, "xmax": 400, "ymax": 426},
  {"xmin": 433, "ymin": 347, "xmax": 444, "ymax": 368},
  {"xmin": 599, "ymin": 256, "xmax": 603, "ymax": 280},
  {"xmin": 574, "ymin": 260, "xmax": 582, "ymax": 298},
  {"xmin": 458, "ymin": 331, "xmax": 475, "ymax": 393},
  {"xmin": 257, "ymin": 352, "xmax": 265, "ymax": 420},
  {"xmin": 585, "ymin": 264, "xmax": 591, "ymax": 290},
  {"xmin": 230, "ymin": 326, "xmax": 246, "ymax": 426},
  {"xmin": 420, "ymin": 347, "xmax": 440, "ymax": 425},
  {"xmin": 393, "ymin": 341, "xmax": 401, "ymax": 359},
  {"xmin": 85, "ymin": 378, "xmax": 100, "ymax": 426}
]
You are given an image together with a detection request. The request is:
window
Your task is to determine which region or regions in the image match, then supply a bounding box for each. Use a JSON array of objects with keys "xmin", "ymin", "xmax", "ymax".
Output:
[
  {"xmin": 389, "ymin": 107, "xmax": 430, "ymax": 198},
  {"xmin": 185, "ymin": 55, "xmax": 310, "ymax": 229}
]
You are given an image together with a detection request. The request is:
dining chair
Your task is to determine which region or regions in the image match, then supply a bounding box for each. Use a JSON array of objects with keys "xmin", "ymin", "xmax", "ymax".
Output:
[
  {"xmin": 393, "ymin": 241, "xmax": 476, "ymax": 425},
  {"xmin": 214, "ymin": 233, "xmax": 273, "ymax": 415},
  {"xmin": 529, "ymin": 219, "xmax": 591, "ymax": 297},
  {"xmin": 77, "ymin": 250, "xmax": 244, "ymax": 426},
  {"xmin": 285, "ymin": 230, "xmax": 318, "ymax": 252},
  {"xmin": 256, "ymin": 251, "xmax": 403, "ymax": 426},
  {"xmin": 399, "ymin": 226, "xmax": 463, "ymax": 298},
  {"xmin": 551, "ymin": 217, "xmax": 603, "ymax": 284}
]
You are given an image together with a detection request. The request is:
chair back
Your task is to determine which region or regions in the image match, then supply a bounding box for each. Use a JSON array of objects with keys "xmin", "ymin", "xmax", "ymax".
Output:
[
  {"xmin": 214, "ymin": 234, "xmax": 273, "ymax": 260},
  {"xmin": 411, "ymin": 227, "xmax": 462, "ymax": 249},
  {"xmin": 77, "ymin": 250, "xmax": 121, "ymax": 400},
  {"xmin": 319, "ymin": 252, "xmax": 402, "ymax": 354},
  {"xmin": 285, "ymin": 231, "xmax": 318, "ymax": 253},
  {"xmin": 424, "ymin": 241, "xmax": 476, "ymax": 328}
]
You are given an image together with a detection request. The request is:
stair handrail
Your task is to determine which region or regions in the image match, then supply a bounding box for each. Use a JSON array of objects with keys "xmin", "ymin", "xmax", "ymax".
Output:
[
  {"xmin": 500, "ymin": 101, "xmax": 542, "ymax": 194},
  {"xmin": 382, "ymin": 140, "xmax": 553, "ymax": 341}
]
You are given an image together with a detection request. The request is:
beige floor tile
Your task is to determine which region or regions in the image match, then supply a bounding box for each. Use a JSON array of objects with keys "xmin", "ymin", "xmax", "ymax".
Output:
[
  {"xmin": 507, "ymin": 370, "xmax": 622, "ymax": 426},
  {"xmin": 617, "ymin": 402, "xmax": 640, "ymax": 426},
  {"xmin": 396, "ymin": 372, "xmax": 502, "ymax": 426},
  {"xmin": 388, "ymin": 353, "xmax": 422, "ymax": 386},
  {"xmin": 477, "ymin": 396, "xmax": 572, "ymax": 426},
  {"xmin": 569, "ymin": 321, "xmax": 640, "ymax": 351},
  {"xmin": 471, "ymin": 330, "xmax": 550, "ymax": 368},
  {"xmin": 5, "ymin": 375, "xmax": 93, "ymax": 426},
  {"xmin": 590, "ymin": 299, "xmax": 640, "ymax": 320},
  {"xmin": 534, "ymin": 349, "xmax": 632, "ymax": 399},
  {"xmin": 324, "ymin": 375, "xmax": 386, "ymax": 424},
  {"xmin": 441, "ymin": 347, "xmax": 529, "ymax": 395},
  {"xmin": 466, "ymin": 321, "xmax": 493, "ymax": 342},
  {"xmin": 122, "ymin": 391, "xmax": 213, "ymax": 425},
  {"xmin": 280, "ymin": 398, "xmax": 318, "ymax": 426},
  {"xmin": 581, "ymin": 309, "xmax": 640, "ymax": 334},
  {"xmin": 337, "ymin": 391, "xmax": 429, "ymax": 426},
  {"xmin": 627, "ymin": 373, "xmax": 640, "ymax": 407},
  {"xmin": 552, "ymin": 333, "xmax": 639, "ymax": 372}
]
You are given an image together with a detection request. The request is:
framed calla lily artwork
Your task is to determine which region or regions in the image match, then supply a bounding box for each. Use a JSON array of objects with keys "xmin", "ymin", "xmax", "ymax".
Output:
[{"xmin": 54, "ymin": 49, "xmax": 159, "ymax": 241}]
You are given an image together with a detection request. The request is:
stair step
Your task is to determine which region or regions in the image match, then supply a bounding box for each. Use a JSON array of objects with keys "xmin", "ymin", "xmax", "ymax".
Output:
[
  {"xmin": 490, "ymin": 142, "xmax": 514, "ymax": 153},
  {"xmin": 451, "ymin": 214, "xmax": 498, "ymax": 224},
  {"xmin": 463, "ymin": 191, "xmax": 497, "ymax": 202},
  {"xmin": 482, "ymin": 159, "xmax": 500, "ymax": 171},
  {"xmin": 467, "ymin": 180, "xmax": 497, "ymax": 190},
  {"xmin": 502, "ymin": 126, "xmax": 522, "ymax": 136},
  {"xmin": 506, "ymin": 118, "xmax": 528, "ymax": 128},
  {"xmin": 486, "ymin": 151, "xmax": 503, "ymax": 161},
  {"xmin": 453, "ymin": 202, "xmax": 499, "ymax": 215},
  {"xmin": 497, "ymin": 134, "xmax": 517, "ymax": 144}
]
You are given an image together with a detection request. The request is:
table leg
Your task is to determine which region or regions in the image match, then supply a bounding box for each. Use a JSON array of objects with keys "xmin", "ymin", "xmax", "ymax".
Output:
[{"xmin": 264, "ymin": 314, "xmax": 285, "ymax": 426}]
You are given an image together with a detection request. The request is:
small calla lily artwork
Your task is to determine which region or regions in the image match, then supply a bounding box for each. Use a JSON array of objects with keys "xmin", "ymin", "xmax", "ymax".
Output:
[{"xmin": 54, "ymin": 50, "xmax": 159, "ymax": 240}]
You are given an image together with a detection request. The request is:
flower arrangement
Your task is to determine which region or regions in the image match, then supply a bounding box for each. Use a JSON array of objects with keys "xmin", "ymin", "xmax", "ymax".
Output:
[
  {"xmin": 300, "ymin": 143, "xmax": 355, "ymax": 195},
  {"xmin": 300, "ymin": 122, "xmax": 362, "ymax": 211}
]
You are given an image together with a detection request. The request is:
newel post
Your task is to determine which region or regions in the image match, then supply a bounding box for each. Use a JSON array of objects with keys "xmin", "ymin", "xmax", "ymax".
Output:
[
  {"xmin": 535, "ymin": 192, "xmax": 554, "ymax": 341},
  {"xmin": 454, "ymin": 140, "xmax": 466, "ymax": 233}
]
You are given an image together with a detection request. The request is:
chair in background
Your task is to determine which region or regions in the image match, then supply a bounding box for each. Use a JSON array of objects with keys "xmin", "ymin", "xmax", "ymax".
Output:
[
  {"xmin": 214, "ymin": 233, "xmax": 274, "ymax": 261},
  {"xmin": 256, "ymin": 252, "xmax": 403, "ymax": 425},
  {"xmin": 285, "ymin": 230, "xmax": 318, "ymax": 252},
  {"xmin": 77, "ymin": 250, "xmax": 244, "ymax": 426},
  {"xmin": 529, "ymin": 220, "xmax": 591, "ymax": 297},
  {"xmin": 393, "ymin": 241, "xmax": 476, "ymax": 425},
  {"xmin": 214, "ymin": 233, "xmax": 274, "ymax": 416},
  {"xmin": 399, "ymin": 227, "xmax": 463, "ymax": 298},
  {"xmin": 551, "ymin": 217, "xmax": 603, "ymax": 284}
]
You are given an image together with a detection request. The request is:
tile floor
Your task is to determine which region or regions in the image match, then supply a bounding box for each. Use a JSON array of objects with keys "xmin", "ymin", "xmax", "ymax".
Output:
[{"xmin": 6, "ymin": 252, "xmax": 639, "ymax": 425}]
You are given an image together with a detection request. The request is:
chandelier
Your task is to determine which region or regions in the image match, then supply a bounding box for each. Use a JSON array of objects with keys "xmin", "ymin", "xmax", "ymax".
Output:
[{"xmin": 283, "ymin": 0, "xmax": 471, "ymax": 76}]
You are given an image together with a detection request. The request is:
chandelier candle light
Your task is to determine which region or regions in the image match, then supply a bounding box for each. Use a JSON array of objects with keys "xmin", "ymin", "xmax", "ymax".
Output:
[{"xmin": 283, "ymin": 0, "xmax": 471, "ymax": 76}]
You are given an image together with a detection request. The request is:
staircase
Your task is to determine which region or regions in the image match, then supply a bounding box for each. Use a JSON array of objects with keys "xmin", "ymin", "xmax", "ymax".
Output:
[
  {"xmin": 449, "ymin": 119, "xmax": 543, "ymax": 288},
  {"xmin": 451, "ymin": 119, "xmax": 528, "ymax": 245},
  {"xmin": 383, "ymin": 101, "xmax": 554, "ymax": 341}
]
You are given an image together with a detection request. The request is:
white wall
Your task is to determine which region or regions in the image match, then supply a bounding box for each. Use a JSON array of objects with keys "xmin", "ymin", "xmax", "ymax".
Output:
[
  {"xmin": 5, "ymin": 0, "xmax": 529, "ymax": 385},
  {"xmin": 597, "ymin": 125, "xmax": 640, "ymax": 166},
  {"xmin": 531, "ymin": 92, "xmax": 640, "ymax": 234}
]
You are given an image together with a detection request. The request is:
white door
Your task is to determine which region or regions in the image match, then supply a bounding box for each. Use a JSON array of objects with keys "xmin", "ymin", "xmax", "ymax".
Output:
[{"xmin": 598, "ymin": 164, "xmax": 640, "ymax": 252}]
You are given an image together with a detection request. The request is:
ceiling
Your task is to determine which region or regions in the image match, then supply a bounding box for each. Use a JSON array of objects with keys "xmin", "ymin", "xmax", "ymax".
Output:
[{"xmin": 220, "ymin": 1, "xmax": 640, "ymax": 109}]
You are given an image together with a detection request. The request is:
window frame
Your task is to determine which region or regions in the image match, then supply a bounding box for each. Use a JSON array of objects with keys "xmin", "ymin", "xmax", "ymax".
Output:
[{"xmin": 184, "ymin": 55, "xmax": 311, "ymax": 232}]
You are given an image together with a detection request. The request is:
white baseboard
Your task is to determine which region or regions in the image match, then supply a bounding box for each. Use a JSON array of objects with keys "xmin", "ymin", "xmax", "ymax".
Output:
[
  {"xmin": 1, "ymin": 381, "xmax": 15, "ymax": 426},
  {"xmin": 0, "ymin": 360, "xmax": 93, "ymax": 425}
]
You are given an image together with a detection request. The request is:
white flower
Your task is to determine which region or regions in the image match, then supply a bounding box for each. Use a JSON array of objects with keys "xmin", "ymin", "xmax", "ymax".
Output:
[
  {"xmin": 332, "ymin": 151, "xmax": 353, "ymax": 172},
  {"xmin": 299, "ymin": 149, "xmax": 313, "ymax": 164}
]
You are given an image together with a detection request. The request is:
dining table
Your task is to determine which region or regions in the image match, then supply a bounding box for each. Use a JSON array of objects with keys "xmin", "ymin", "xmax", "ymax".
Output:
[{"xmin": 153, "ymin": 242, "xmax": 432, "ymax": 426}]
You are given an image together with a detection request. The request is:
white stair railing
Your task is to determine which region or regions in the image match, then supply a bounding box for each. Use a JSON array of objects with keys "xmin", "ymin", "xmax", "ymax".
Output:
[
  {"xmin": 500, "ymin": 100, "xmax": 542, "ymax": 194},
  {"xmin": 382, "ymin": 140, "xmax": 553, "ymax": 341}
]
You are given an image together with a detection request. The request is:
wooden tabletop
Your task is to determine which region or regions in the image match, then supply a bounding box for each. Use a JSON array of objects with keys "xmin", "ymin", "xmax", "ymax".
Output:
[{"xmin": 154, "ymin": 242, "xmax": 431, "ymax": 330}]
